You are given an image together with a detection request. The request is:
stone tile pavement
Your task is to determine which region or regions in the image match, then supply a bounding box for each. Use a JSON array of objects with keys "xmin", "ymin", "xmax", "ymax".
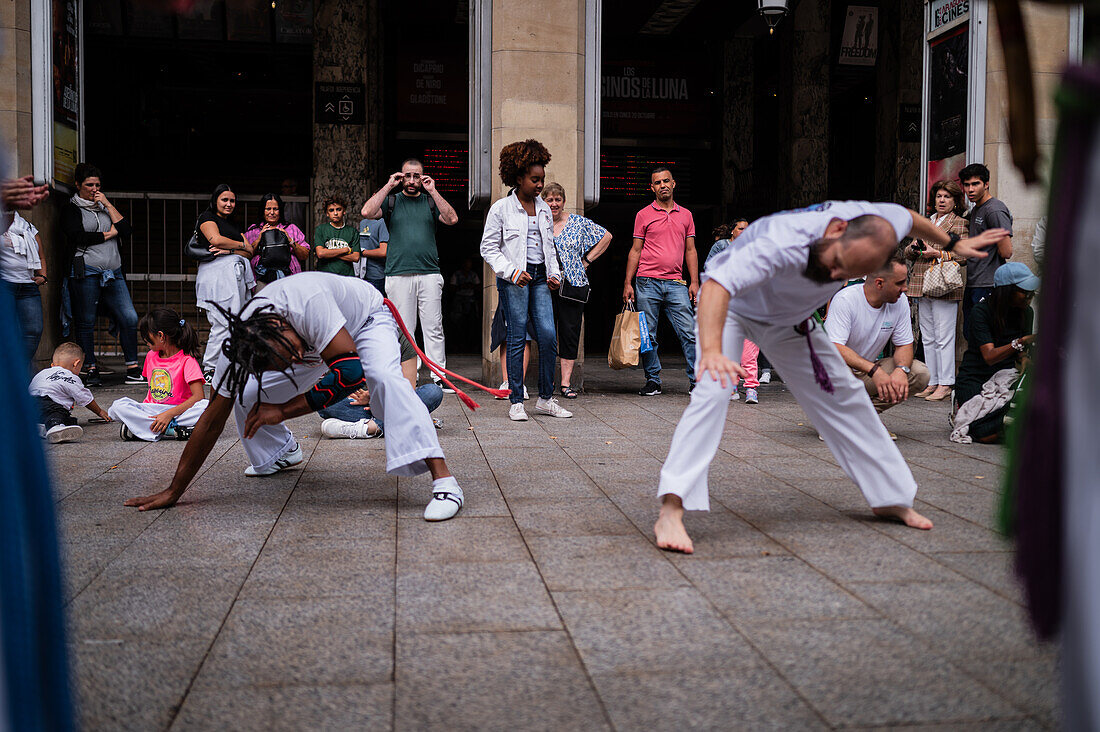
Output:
[{"xmin": 51, "ymin": 356, "xmax": 1058, "ymax": 730}]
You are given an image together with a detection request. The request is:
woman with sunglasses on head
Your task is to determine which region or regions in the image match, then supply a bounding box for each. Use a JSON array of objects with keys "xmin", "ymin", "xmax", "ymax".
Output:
[{"xmin": 243, "ymin": 193, "xmax": 310, "ymax": 287}]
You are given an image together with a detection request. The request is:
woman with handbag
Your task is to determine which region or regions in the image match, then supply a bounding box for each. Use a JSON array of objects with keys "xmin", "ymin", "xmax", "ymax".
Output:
[
  {"xmin": 541, "ymin": 182, "xmax": 612, "ymax": 399},
  {"xmin": 193, "ymin": 184, "xmax": 255, "ymax": 379},
  {"xmin": 243, "ymin": 193, "xmax": 310, "ymax": 288},
  {"xmin": 907, "ymin": 180, "xmax": 968, "ymax": 402},
  {"xmin": 60, "ymin": 163, "xmax": 141, "ymax": 386}
]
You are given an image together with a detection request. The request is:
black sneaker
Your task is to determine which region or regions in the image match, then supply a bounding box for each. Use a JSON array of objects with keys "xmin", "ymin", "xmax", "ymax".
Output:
[
  {"xmin": 125, "ymin": 367, "xmax": 145, "ymax": 384},
  {"xmin": 174, "ymin": 426, "xmax": 193, "ymax": 441},
  {"xmin": 83, "ymin": 366, "xmax": 102, "ymax": 387},
  {"xmin": 120, "ymin": 423, "xmax": 139, "ymax": 441},
  {"xmin": 639, "ymin": 380, "xmax": 662, "ymax": 396}
]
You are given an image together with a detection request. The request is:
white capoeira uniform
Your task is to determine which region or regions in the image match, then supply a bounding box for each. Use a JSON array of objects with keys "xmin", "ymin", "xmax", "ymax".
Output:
[
  {"xmin": 108, "ymin": 398, "xmax": 209, "ymax": 441},
  {"xmin": 197, "ymin": 254, "xmax": 255, "ymax": 372},
  {"xmin": 212, "ymin": 273, "xmax": 443, "ymax": 475},
  {"xmin": 658, "ymin": 201, "xmax": 919, "ymax": 511}
]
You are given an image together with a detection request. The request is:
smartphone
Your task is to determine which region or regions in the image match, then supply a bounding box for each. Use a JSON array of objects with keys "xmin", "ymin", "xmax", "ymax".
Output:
[{"xmin": 71, "ymin": 255, "xmax": 85, "ymax": 279}]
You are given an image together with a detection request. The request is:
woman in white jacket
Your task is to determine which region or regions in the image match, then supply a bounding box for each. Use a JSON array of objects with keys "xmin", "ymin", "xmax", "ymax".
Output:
[{"xmin": 479, "ymin": 140, "xmax": 572, "ymax": 422}]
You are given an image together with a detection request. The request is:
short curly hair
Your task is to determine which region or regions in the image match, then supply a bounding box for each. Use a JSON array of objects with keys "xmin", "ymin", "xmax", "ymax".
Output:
[
  {"xmin": 322, "ymin": 194, "xmax": 348, "ymax": 211},
  {"xmin": 498, "ymin": 139, "xmax": 551, "ymax": 188}
]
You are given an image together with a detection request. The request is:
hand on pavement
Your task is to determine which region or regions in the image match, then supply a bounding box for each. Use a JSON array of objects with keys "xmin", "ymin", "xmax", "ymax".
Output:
[{"xmin": 124, "ymin": 487, "xmax": 181, "ymax": 511}]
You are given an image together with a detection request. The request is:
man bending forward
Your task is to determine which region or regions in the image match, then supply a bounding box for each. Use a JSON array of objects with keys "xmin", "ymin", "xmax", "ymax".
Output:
[
  {"xmin": 125, "ymin": 272, "xmax": 463, "ymax": 521},
  {"xmin": 655, "ymin": 201, "xmax": 1007, "ymax": 553}
]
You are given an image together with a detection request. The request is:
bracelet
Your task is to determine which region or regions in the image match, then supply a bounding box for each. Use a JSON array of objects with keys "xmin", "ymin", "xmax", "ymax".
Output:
[
  {"xmin": 582, "ymin": 254, "xmax": 591, "ymax": 265},
  {"xmin": 868, "ymin": 364, "xmax": 881, "ymax": 378},
  {"xmin": 1011, "ymin": 338, "xmax": 1026, "ymax": 352}
]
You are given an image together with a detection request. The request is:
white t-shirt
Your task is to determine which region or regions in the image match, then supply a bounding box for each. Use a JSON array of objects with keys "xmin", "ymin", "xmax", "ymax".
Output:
[
  {"xmin": 214, "ymin": 272, "xmax": 384, "ymax": 397},
  {"xmin": 825, "ymin": 284, "xmax": 914, "ymax": 361},
  {"xmin": 526, "ymin": 216, "xmax": 544, "ymax": 265},
  {"xmin": 0, "ymin": 217, "xmax": 38, "ymax": 284},
  {"xmin": 702, "ymin": 201, "xmax": 913, "ymax": 325},
  {"xmin": 29, "ymin": 366, "xmax": 94, "ymax": 410}
]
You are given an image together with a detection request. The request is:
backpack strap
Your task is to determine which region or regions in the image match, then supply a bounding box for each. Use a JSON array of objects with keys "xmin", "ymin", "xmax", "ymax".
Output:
[{"xmin": 382, "ymin": 193, "xmax": 396, "ymax": 220}]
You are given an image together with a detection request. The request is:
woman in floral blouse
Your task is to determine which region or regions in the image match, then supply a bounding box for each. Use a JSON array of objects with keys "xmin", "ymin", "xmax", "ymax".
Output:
[
  {"xmin": 907, "ymin": 179, "xmax": 969, "ymax": 402},
  {"xmin": 542, "ymin": 183, "xmax": 612, "ymax": 398}
]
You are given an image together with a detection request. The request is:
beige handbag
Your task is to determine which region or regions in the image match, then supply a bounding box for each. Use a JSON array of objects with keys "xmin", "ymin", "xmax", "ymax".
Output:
[{"xmin": 922, "ymin": 258, "xmax": 965, "ymax": 298}]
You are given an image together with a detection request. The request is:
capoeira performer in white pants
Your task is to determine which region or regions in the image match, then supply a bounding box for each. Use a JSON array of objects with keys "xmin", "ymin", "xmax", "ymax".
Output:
[
  {"xmin": 654, "ymin": 201, "xmax": 1008, "ymax": 553},
  {"xmin": 125, "ymin": 272, "xmax": 464, "ymax": 521}
]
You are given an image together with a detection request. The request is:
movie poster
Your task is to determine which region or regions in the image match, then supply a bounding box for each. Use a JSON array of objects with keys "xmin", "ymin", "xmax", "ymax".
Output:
[
  {"xmin": 839, "ymin": 6, "xmax": 878, "ymax": 67},
  {"xmin": 927, "ymin": 24, "xmax": 969, "ymax": 186},
  {"xmin": 52, "ymin": 0, "xmax": 79, "ymax": 185}
]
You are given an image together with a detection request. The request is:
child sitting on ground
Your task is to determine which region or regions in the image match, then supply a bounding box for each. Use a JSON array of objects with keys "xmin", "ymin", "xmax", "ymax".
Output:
[
  {"xmin": 29, "ymin": 342, "xmax": 112, "ymax": 443},
  {"xmin": 108, "ymin": 308, "xmax": 208, "ymax": 441}
]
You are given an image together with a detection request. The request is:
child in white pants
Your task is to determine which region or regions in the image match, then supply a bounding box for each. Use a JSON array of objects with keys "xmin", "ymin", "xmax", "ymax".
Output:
[{"xmin": 109, "ymin": 309, "xmax": 208, "ymax": 441}]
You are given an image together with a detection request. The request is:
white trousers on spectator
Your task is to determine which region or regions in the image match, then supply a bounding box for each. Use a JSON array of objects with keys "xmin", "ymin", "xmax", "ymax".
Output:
[
  {"xmin": 202, "ymin": 306, "xmax": 230, "ymax": 373},
  {"xmin": 385, "ymin": 273, "xmax": 446, "ymax": 374},
  {"xmin": 108, "ymin": 397, "xmax": 209, "ymax": 442},
  {"xmin": 235, "ymin": 308, "xmax": 443, "ymax": 476},
  {"xmin": 917, "ymin": 297, "xmax": 958, "ymax": 386},
  {"xmin": 658, "ymin": 311, "xmax": 918, "ymax": 511}
]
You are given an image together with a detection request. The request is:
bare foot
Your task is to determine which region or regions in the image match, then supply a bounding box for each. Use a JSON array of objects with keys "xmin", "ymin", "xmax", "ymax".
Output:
[
  {"xmin": 872, "ymin": 505, "xmax": 934, "ymax": 530},
  {"xmin": 655, "ymin": 495, "xmax": 694, "ymax": 553}
]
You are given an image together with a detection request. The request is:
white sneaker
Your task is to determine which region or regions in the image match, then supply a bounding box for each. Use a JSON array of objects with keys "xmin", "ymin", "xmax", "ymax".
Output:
[
  {"xmin": 496, "ymin": 381, "xmax": 529, "ymax": 401},
  {"xmin": 245, "ymin": 442, "xmax": 304, "ymax": 476},
  {"xmin": 434, "ymin": 380, "xmax": 456, "ymax": 395},
  {"xmin": 321, "ymin": 418, "xmax": 380, "ymax": 439},
  {"xmin": 535, "ymin": 397, "xmax": 572, "ymax": 418},
  {"xmin": 46, "ymin": 424, "xmax": 83, "ymax": 443},
  {"xmin": 509, "ymin": 403, "xmax": 529, "ymax": 421},
  {"xmin": 759, "ymin": 369, "xmax": 772, "ymax": 384},
  {"xmin": 730, "ymin": 389, "xmax": 740, "ymax": 402},
  {"xmin": 424, "ymin": 478, "xmax": 463, "ymax": 521}
]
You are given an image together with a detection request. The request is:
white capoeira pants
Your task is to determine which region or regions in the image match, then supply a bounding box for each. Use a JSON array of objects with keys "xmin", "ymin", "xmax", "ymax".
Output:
[
  {"xmin": 235, "ymin": 308, "xmax": 443, "ymax": 476},
  {"xmin": 658, "ymin": 310, "xmax": 918, "ymax": 511},
  {"xmin": 108, "ymin": 397, "xmax": 209, "ymax": 441}
]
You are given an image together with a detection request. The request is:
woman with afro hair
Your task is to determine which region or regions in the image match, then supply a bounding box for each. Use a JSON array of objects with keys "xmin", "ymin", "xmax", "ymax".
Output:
[{"xmin": 479, "ymin": 140, "xmax": 573, "ymax": 421}]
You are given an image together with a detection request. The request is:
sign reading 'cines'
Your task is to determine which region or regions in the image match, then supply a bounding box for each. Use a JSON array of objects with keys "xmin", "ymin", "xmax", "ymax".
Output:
[
  {"xmin": 602, "ymin": 72, "xmax": 690, "ymax": 101},
  {"xmin": 930, "ymin": 0, "xmax": 970, "ymax": 32}
]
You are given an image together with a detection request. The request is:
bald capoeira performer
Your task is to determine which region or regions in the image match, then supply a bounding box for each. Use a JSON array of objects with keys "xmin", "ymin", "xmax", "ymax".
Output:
[
  {"xmin": 654, "ymin": 201, "xmax": 1009, "ymax": 553},
  {"xmin": 125, "ymin": 272, "xmax": 464, "ymax": 521}
]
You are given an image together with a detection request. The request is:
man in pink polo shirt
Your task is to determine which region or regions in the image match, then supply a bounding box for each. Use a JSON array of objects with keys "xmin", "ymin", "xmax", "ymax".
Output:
[{"xmin": 623, "ymin": 166, "xmax": 699, "ymax": 395}]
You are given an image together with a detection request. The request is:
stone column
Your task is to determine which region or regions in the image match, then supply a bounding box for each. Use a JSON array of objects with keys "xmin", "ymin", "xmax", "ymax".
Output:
[
  {"xmin": 481, "ymin": 0, "xmax": 587, "ymax": 387},
  {"xmin": 874, "ymin": 0, "xmax": 923, "ymax": 208},
  {"xmin": 984, "ymin": 1, "xmax": 1076, "ymax": 270},
  {"xmin": 312, "ymin": 0, "xmax": 381, "ymax": 225},
  {"xmin": 722, "ymin": 37, "xmax": 754, "ymax": 221},
  {"xmin": 778, "ymin": 0, "xmax": 830, "ymax": 208}
]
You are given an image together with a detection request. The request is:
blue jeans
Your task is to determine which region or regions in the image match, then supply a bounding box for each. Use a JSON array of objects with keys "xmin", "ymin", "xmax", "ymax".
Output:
[
  {"xmin": 2, "ymin": 281, "xmax": 43, "ymax": 361},
  {"xmin": 318, "ymin": 382, "xmax": 443, "ymax": 430},
  {"xmin": 634, "ymin": 276, "xmax": 696, "ymax": 384},
  {"xmin": 69, "ymin": 266, "xmax": 139, "ymax": 367},
  {"xmin": 962, "ymin": 286, "xmax": 994, "ymax": 341},
  {"xmin": 497, "ymin": 263, "xmax": 557, "ymax": 403}
]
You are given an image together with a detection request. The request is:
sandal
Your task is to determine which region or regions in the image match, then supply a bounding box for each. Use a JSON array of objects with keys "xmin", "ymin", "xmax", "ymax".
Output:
[{"xmin": 559, "ymin": 386, "xmax": 579, "ymax": 399}]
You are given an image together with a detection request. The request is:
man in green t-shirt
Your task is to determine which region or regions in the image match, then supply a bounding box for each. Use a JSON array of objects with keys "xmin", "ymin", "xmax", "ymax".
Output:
[
  {"xmin": 361, "ymin": 159, "xmax": 459, "ymax": 385},
  {"xmin": 314, "ymin": 195, "xmax": 360, "ymax": 277}
]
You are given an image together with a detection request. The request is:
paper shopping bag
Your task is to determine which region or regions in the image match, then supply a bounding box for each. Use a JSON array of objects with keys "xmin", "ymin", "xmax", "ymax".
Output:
[{"xmin": 608, "ymin": 304, "xmax": 642, "ymax": 369}]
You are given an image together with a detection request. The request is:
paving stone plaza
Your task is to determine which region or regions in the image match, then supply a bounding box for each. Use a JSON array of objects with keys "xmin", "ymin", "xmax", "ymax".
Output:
[{"xmin": 54, "ymin": 356, "xmax": 1058, "ymax": 730}]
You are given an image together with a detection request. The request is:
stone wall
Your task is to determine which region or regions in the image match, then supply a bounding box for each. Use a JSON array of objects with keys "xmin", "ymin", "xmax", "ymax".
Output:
[
  {"xmin": 984, "ymin": 1, "xmax": 1076, "ymax": 271},
  {"xmin": 778, "ymin": 0, "xmax": 830, "ymax": 208},
  {"xmin": 874, "ymin": 0, "xmax": 923, "ymax": 209}
]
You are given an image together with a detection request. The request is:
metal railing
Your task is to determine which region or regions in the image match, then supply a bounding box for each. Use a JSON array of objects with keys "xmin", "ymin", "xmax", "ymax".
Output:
[{"xmin": 89, "ymin": 192, "xmax": 311, "ymax": 357}]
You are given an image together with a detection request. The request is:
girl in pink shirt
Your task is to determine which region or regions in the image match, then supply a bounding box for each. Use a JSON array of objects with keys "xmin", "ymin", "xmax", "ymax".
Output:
[{"xmin": 108, "ymin": 308, "xmax": 209, "ymax": 441}]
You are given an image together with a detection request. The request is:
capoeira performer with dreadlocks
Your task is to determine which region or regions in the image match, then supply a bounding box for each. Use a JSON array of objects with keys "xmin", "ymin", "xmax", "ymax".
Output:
[
  {"xmin": 125, "ymin": 272, "xmax": 465, "ymax": 521},
  {"xmin": 654, "ymin": 201, "xmax": 1009, "ymax": 553}
]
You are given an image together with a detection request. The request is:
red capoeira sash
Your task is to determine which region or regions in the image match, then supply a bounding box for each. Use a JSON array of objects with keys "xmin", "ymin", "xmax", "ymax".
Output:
[{"xmin": 381, "ymin": 298, "xmax": 510, "ymax": 410}]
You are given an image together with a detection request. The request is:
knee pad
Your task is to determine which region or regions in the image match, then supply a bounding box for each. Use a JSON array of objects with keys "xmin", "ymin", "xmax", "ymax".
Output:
[{"xmin": 305, "ymin": 352, "xmax": 366, "ymax": 411}]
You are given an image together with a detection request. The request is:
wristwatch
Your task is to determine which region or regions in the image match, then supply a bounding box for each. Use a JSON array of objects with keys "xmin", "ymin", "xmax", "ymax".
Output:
[
  {"xmin": 1011, "ymin": 338, "xmax": 1026, "ymax": 352},
  {"xmin": 944, "ymin": 232, "xmax": 961, "ymax": 252},
  {"xmin": 900, "ymin": 365, "xmax": 911, "ymax": 374}
]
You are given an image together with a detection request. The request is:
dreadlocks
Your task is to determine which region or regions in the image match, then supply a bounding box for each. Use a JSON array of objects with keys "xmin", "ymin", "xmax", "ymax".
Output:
[{"xmin": 207, "ymin": 301, "xmax": 311, "ymax": 404}]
